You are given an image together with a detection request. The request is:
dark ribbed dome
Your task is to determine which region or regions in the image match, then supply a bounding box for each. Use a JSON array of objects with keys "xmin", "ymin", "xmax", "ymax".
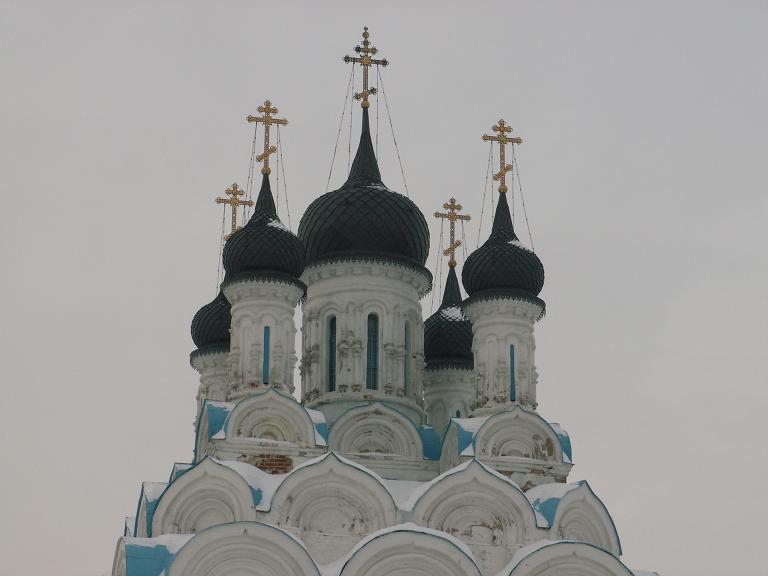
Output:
[
  {"xmin": 222, "ymin": 174, "xmax": 305, "ymax": 279},
  {"xmin": 298, "ymin": 108, "xmax": 429, "ymax": 268},
  {"xmin": 191, "ymin": 291, "xmax": 231, "ymax": 350},
  {"xmin": 424, "ymin": 266, "xmax": 474, "ymax": 371},
  {"xmin": 462, "ymin": 192, "xmax": 545, "ymax": 297}
]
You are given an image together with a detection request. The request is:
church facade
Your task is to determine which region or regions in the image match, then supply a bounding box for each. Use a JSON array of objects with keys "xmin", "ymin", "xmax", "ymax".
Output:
[{"xmin": 111, "ymin": 29, "xmax": 657, "ymax": 576}]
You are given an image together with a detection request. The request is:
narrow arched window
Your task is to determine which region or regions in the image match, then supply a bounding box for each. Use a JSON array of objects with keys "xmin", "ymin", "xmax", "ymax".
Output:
[
  {"xmin": 328, "ymin": 315, "xmax": 337, "ymax": 392},
  {"xmin": 366, "ymin": 313, "xmax": 379, "ymax": 390},
  {"xmin": 403, "ymin": 321, "xmax": 412, "ymax": 395},
  {"xmin": 509, "ymin": 344, "xmax": 516, "ymax": 401},
  {"xmin": 455, "ymin": 409, "xmax": 461, "ymax": 418},
  {"xmin": 263, "ymin": 326, "xmax": 271, "ymax": 385}
]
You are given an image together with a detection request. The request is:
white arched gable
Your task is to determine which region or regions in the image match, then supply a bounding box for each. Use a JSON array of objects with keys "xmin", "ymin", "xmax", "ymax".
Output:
[
  {"xmin": 226, "ymin": 388, "xmax": 316, "ymax": 446},
  {"xmin": 338, "ymin": 524, "xmax": 482, "ymax": 576},
  {"xmin": 167, "ymin": 521, "xmax": 319, "ymax": 576},
  {"xmin": 329, "ymin": 403, "xmax": 422, "ymax": 458},
  {"xmin": 111, "ymin": 538, "xmax": 126, "ymax": 576},
  {"xmin": 411, "ymin": 460, "xmax": 538, "ymax": 574},
  {"xmin": 269, "ymin": 452, "xmax": 397, "ymax": 564},
  {"xmin": 474, "ymin": 406, "xmax": 564, "ymax": 463},
  {"xmin": 151, "ymin": 458, "xmax": 256, "ymax": 536},
  {"xmin": 552, "ymin": 483, "xmax": 622, "ymax": 557},
  {"xmin": 503, "ymin": 541, "xmax": 633, "ymax": 576}
]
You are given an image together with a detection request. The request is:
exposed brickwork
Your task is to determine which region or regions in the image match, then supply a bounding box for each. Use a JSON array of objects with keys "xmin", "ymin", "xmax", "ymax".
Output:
[{"xmin": 241, "ymin": 453, "xmax": 294, "ymax": 474}]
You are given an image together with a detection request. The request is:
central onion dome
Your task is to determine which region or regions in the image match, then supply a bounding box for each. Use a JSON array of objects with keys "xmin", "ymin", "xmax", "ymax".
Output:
[
  {"xmin": 298, "ymin": 109, "xmax": 429, "ymax": 268},
  {"xmin": 462, "ymin": 192, "xmax": 545, "ymax": 299},
  {"xmin": 424, "ymin": 266, "xmax": 473, "ymax": 371},
  {"xmin": 190, "ymin": 290, "xmax": 231, "ymax": 353},
  {"xmin": 222, "ymin": 174, "xmax": 305, "ymax": 281}
]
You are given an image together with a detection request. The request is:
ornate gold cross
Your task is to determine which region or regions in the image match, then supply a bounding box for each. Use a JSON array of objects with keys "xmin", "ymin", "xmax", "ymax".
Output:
[
  {"xmin": 343, "ymin": 27, "xmax": 389, "ymax": 108},
  {"xmin": 434, "ymin": 197, "xmax": 471, "ymax": 268},
  {"xmin": 246, "ymin": 100, "xmax": 288, "ymax": 175},
  {"xmin": 482, "ymin": 119, "xmax": 522, "ymax": 193},
  {"xmin": 216, "ymin": 183, "xmax": 253, "ymax": 239}
]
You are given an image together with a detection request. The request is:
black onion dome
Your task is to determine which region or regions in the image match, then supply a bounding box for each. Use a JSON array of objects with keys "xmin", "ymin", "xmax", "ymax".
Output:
[
  {"xmin": 222, "ymin": 174, "xmax": 305, "ymax": 279},
  {"xmin": 462, "ymin": 192, "xmax": 545, "ymax": 297},
  {"xmin": 298, "ymin": 108, "xmax": 429, "ymax": 268},
  {"xmin": 424, "ymin": 267, "xmax": 474, "ymax": 371},
  {"xmin": 191, "ymin": 290, "xmax": 231, "ymax": 350}
]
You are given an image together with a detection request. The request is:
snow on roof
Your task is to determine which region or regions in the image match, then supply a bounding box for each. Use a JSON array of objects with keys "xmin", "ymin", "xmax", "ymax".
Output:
[
  {"xmin": 319, "ymin": 522, "xmax": 478, "ymax": 576},
  {"xmin": 215, "ymin": 458, "xmax": 288, "ymax": 511},
  {"xmin": 381, "ymin": 479, "xmax": 424, "ymax": 508},
  {"xmin": 125, "ymin": 533, "xmax": 194, "ymax": 554},
  {"xmin": 123, "ymin": 534, "xmax": 195, "ymax": 576},
  {"xmin": 142, "ymin": 482, "xmax": 167, "ymax": 503},
  {"xmin": 306, "ymin": 407, "xmax": 328, "ymax": 446},
  {"xmin": 439, "ymin": 305, "xmax": 466, "ymax": 322},
  {"xmin": 549, "ymin": 422, "xmax": 573, "ymax": 463},
  {"xmin": 203, "ymin": 401, "xmax": 233, "ymax": 440},
  {"xmin": 168, "ymin": 462, "xmax": 192, "ymax": 483},
  {"xmin": 503, "ymin": 539, "xmax": 562, "ymax": 573},
  {"xmin": 525, "ymin": 481, "xmax": 584, "ymax": 527}
]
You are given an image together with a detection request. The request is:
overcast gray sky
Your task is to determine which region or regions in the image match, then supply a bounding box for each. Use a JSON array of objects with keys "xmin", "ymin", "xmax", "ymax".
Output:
[{"xmin": 1, "ymin": 1, "xmax": 766, "ymax": 575}]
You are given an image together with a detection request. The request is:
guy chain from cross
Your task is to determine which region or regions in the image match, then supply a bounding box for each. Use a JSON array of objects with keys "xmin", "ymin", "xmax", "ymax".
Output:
[
  {"xmin": 343, "ymin": 27, "xmax": 389, "ymax": 108},
  {"xmin": 434, "ymin": 197, "xmax": 471, "ymax": 268},
  {"xmin": 482, "ymin": 119, "xmax": 522, "ymax": 194},
  {"xmin": 216, "ymin": 183, "xmax": 254, "ymax": 239},
  {"xmin": 246, "ymin": 100, "xmax": 289, "ymax": 175}
]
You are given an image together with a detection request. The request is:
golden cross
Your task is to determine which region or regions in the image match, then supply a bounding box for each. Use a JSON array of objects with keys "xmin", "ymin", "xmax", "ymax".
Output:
[
  {"xmin": 216, "ymin": 183, "xmax": 253, "ymax": 239},
  {"xmin": 434, "ymin": 197, "xmax": 472, "ymax": 268},
  {"xmin": 343, "ymin": 27, "xmax": 389, "ymax": 108},
  {"xmin": 246, "ymin": 100, "xmax": 288, "ymax": 175},
  {"xmin": 481, "ymin": 119, "xmax": 523, "ymax": 194}
]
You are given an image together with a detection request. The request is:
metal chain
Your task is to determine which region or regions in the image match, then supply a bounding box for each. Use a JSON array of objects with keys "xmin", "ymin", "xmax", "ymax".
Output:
[
  {"xmin": 277, "ymin": 125, "xmax": 292, "ymax": 230},
  {"xmin": 245, "ymin": 124, "xmax": 259, "ymax": 219},
  {"xmin": 325, "ymin": 67, "xmax": 355, "ymax": 192},
  {"xmin": 476, "ymin": 141, "xmax": 493, "ymax": 248},
  {"xmin": 377, "ymin": 70, "xmax": 409, "ymax": 197},
  {"xmin": 511, "ymin": 144, "xmax": 534, "ymax": 250},
  {"xmin": 215, "ymin": 203, "xmax": 226, "ymax": 294}
]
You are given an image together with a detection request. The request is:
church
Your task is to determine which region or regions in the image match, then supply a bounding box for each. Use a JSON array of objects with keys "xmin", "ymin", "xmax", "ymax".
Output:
[{"xmin": 111, "ymin": 28, "xmax": 658, "ymax": 576}]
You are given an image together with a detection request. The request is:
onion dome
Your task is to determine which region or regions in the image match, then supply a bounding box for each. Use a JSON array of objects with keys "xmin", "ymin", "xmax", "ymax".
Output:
[
  {"xmin": 424, "ymin": 266, "xmax": 474, "ymax": 371},
  {"xmin": 298, "ymin": 108, "xmax": 429, "ymax": 269},
  {"xmin": 190, "ymin": 290, "xmax": 231, "ymax": 352},
  {"xmin": 462, "ymin": 192, "xmax": 545, "ymax": 298},
  {"xmin": 222, "ymin": 174, "xmax": 304, "ymax": 281}
]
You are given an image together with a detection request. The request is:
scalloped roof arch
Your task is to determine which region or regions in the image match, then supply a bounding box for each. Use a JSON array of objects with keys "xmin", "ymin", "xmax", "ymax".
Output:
[{"xmin": 167, "ymin": 521, "xmax": 320, "ymax": 576}]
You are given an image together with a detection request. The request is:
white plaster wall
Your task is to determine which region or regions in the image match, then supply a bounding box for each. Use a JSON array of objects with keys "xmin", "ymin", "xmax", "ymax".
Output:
[
  {"xmin": 191, "ymin": 350, "xmax": 229, "ymax": 415},
  {"xmin": 423, "ymin": 367, "xmax": 474, "ymax": 432},
  {"xmin": 464, "ymin": 298, "xmax": 543, "ymax": 413},
  {"xmin": 223, "ymin": 278, "xmax": 303, "ymax": 398},
  {"xmin": 300, "ymin": 260, "xmax": 429, "ymax": 426}
]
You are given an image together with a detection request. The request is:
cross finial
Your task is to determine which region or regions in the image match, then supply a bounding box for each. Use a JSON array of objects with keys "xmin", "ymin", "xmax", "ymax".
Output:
[
  {"xmin": 482, "ymin": 119, "xmax": 522, "ymax": 194},
  {"xmin": 342, "ymin": 26, "xmax": 389, "ymax": 109},
  {"xmin": 246, "ymin": 99, "xmax": 289, "ymax": 175},
  {"xmin": 215, "ymin": 183, "xmax": 254, "ymax": 239},
  {"xmin": 434, "ymin": 197, "xmax": 472, "ymax": 268}
]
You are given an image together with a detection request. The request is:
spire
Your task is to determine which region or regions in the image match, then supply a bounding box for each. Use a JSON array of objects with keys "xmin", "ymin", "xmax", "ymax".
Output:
[
  {"xmin": 254, "ymin": 173, "xmax": 277, "ymax": 217},
  {"xmin": 490, "ymin": 189, "xmax": 518, "ymax": 241},
  {"xmin": 440, "ymin": 266, "xmax": 463, "ymax": 308},
  {"xmin": 347, "ymin": 107, "xmax": 382, "ymax": 182}
]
